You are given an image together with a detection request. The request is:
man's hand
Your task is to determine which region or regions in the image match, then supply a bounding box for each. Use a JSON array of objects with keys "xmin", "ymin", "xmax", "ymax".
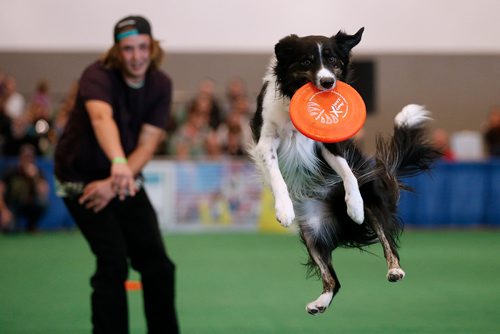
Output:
[
  {"xmin": 111, "ymin": 161, "xmax": 137, "ymax": 200},
  {"xmin": 79, "ymin": 178, "xmax": 117, "ymax": 212}
]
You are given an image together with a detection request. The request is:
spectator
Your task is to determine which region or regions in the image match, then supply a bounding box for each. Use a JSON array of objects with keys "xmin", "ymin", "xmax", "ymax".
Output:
[
  {"xmin": 0, "ymin": 181, "xmax": 14, "ymax": 232},
  {"xmin": 216, "ymin": 110, "xmax": 247, "ymax": 157},
  {"xmin": 29, "ymin": 79, "xmax": 53, "ymax": 121},
  {"xmin": 216, "ymin": 95, "xmax": 253, "ymax": 157},
  {"xmin": 164, "ymin": 78, "xmax": 222, "ymax": 150},
  {"xmin": 226, "ymin": 77, "xmax": 248, "ymax": 110},
  {"xmin": 2, "ymin": 114, "xmax": 42, "ymax": 156},
  {"xmin": 169, "ymin": 97, "xmax": 220, "ymax": 159},
  {"xmin": 0, "ymin": 84, "xmax": 11, "ymax": 153},
  {"xmin": 0, "ymin": 144, "xmax": 49, "ymax": 233},
  {"xmin": 483, "ymin": 107, "xmax": 500, "ymax": 158},
  {"xmin": 3, "ymin": 75, "xmax": 26, "ymax": 120},
  {"xmin": 0, "ymin": 70, "xmax": 6, "ymax": 106},
  {"xmin": 28, "ymin": 79, "xmax": 54, "ymax": 155},
  {"xmin": 193, "ymin": 78, "xmax": 223, "ymax": 130},
  {"xmin": 52, "ymin": 81, "xmax": 78, "ymax": 139},
  {"xmin": 432, "ymin": 128, "xmax": 455, "ymax": 161}
]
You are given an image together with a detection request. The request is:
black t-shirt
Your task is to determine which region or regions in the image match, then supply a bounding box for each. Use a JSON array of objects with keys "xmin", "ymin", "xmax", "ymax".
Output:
[{"xmin": 54, "ymin": 61, "xmax": 172, "ymax": 183}]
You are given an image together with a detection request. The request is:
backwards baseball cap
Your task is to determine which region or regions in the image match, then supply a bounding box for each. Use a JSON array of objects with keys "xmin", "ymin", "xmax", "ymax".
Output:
[{"xmin": 114, "ymin": 15, "xmax": 152, "ymax": 43}]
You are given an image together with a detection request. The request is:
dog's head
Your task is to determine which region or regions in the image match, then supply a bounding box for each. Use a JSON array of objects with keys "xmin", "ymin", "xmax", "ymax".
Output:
[{"xmin": 273, "ymin": 28, "xmax": 364, "ymax": 98}]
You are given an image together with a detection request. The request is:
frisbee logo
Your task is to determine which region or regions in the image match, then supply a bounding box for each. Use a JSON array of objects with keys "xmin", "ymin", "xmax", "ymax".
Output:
[{"xmin": 307, "ymin": 91, "xmax": 349, "ymax": 125}]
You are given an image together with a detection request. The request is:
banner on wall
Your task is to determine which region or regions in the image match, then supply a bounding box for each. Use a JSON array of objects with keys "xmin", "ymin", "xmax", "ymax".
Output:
[
  {"xmin": 143, "ymin": 159, "xmax": 266, "ymax": 232},
  {"xmin": 8, "ymin": 159, "xmax": 498, "ymax": 231}
]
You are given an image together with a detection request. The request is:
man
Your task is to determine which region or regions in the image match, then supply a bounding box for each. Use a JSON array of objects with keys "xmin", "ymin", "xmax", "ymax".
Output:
[{"xmin": 54, "ymin": 15, "xmax": 179, "ymax": 333}]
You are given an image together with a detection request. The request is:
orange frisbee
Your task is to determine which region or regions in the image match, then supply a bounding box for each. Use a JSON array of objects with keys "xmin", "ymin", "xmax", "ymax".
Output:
[{"xmin": 289, "ymin": 81, "xmax": 366, "ymax": 142}]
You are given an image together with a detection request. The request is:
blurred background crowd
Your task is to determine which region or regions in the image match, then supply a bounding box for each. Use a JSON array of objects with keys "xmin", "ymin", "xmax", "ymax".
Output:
[
  {"xmin": 0, "ymin": 71, "xmax": 258, "ymax": 233},
  {"xmin": 2, "ymin": 71, "xmax": 500, "ymax": 162},
  {"xmin": 0, "ymin": 72, "xmax": 255, "ymax": 160},
  {"xmin": 1, "ymin": 70, "xmax": 500, "ymax": 234}
]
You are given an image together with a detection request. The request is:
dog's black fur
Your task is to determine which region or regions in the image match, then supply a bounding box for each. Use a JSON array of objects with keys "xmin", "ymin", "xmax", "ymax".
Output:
[{"xmin": 249, "ymin": 28, "xmax": 440, "ymax": 315}]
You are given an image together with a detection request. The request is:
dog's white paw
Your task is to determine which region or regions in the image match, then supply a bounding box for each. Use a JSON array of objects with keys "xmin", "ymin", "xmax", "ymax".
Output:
[
  {"xmin": 346, "ymin": 191, "xmax": 364, "ymax": 224},
  {"xmin": 306, "ymin": 292, "xmax": 333, "ymax": 315},
  {"xmin": 387, "ymin": 268, "xmax": 405, "ymax": 282},
  {"xmin": 274, "ymin": 196, "xmax": 295, "ymax": 227}
]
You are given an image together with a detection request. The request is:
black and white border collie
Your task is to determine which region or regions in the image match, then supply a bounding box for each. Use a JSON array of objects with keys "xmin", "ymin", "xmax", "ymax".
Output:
[{"xmin": 249, "ymin": 28, "xmax": 440, "ymax": 315}]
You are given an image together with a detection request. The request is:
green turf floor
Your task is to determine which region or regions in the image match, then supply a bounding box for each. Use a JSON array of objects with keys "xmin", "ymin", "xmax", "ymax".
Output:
[{"xmin": 1, "ymin": 229, "xmax": 499, "ymax": 333}]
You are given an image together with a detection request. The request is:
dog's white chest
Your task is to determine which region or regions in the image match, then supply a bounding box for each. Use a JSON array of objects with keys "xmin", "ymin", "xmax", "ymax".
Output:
[
  {"xmin": 277, "ymin": 129, "xmax": 316, "ymax": 162},
  {"xmin": 265, "ymin": 102, "xmax": 319, "ymax": 175}
]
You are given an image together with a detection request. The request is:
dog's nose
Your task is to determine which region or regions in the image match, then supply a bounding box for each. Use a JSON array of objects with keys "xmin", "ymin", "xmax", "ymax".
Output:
[{"xmin": 319, "ymin": 78, "xmax": 335, "ymax": 90}]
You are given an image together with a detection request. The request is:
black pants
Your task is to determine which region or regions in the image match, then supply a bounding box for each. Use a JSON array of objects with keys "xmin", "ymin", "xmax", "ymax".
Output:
[{"xmin": 64, "ymin": 189, "xmax": 179, "ymax": 334}]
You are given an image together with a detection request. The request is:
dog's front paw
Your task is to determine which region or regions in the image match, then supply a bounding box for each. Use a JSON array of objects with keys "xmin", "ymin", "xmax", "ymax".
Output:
[
  {"xmin": 346, "ymin": 191, "xmax": 364, "ymax": 224},
  {"xmin": 274, "ymin": 197, "xmax": 295, "ymax": 227}
]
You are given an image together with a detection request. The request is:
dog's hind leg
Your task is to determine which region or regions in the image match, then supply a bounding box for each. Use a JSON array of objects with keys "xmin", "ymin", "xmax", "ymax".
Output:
[
  {"xmin": 300, "ymin": 230, "xmax": 340, "ymax": 315},
  {"xmin": 320, "ymin": 145, "xmax": 364, "ymax": 224},
  {"xmin": 366, "ymin": 208, "xmax": 405, "ymax": 282}
]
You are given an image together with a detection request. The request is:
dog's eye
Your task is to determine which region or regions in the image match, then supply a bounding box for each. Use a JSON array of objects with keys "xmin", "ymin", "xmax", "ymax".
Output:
[
  {"xmin": 301, "ymin": 59, "xmax": 312, "ymax": 67},
  {"xmin": 328, "ymin": 57, "xmax": 337, "ymax": 64}
]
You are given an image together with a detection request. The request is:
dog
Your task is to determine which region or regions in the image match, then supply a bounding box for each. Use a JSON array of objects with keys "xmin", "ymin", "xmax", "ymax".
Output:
[{"xmin": 249, "ymin": 28, "xmax": 440, "ymax": 315}]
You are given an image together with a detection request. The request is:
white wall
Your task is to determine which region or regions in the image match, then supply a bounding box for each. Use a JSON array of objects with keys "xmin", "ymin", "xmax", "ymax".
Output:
[{"xmin": 1, "ymin": 0, "xmax": 499, "ymax": 54}]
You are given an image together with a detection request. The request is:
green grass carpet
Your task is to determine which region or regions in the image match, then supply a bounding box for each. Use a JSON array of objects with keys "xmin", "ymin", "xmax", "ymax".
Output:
[{"xmin": 1, "ymin": 230, "xmax": 499, "ymax": 333}]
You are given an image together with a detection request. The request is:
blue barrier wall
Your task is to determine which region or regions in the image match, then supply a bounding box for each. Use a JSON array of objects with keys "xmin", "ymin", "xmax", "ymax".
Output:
[
  {"xmin": 398, "ymin": 160, "xmax": 500, "ymax": 227},
  {"xmin": 1, "ymin": 159, "xmax": 499, "ymax": 230},
  {"xmin": 0, "ymin": 158, "xmax": 75, "ymax": 230}
]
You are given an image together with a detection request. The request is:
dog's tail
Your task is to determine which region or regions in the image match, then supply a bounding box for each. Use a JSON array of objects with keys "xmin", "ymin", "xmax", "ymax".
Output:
[
  {"xmin": 375, "ymin": 104, "xmax": 441, "ymax": 180},
  {"xmin": 340, "ymin": 104, "xmax": 441, "ymax": 255}
]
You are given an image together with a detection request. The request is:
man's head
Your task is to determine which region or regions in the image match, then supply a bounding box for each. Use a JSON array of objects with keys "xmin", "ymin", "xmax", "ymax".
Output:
[
  {"xmin": 102, "ymin": 15, "xmax": 164, "ymax": 81},
  {"xmin": 113, "ymin": 16, "xmax": 152, "ymax": 44}
]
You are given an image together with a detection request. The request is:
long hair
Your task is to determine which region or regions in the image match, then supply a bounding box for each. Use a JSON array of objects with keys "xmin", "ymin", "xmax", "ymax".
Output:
[{"xmin": 101, "ymin": 38, "xmax": 164, "ymax": 70}]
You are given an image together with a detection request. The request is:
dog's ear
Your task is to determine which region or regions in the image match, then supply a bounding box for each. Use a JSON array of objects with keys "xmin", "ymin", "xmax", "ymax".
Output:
[
  {"xmin": 275, "ymin": 34, "xmax": 299, "ymax": 62},
  {"xmin": 333, "ymin": 27, "xmax": 364, "ymax": 55}
]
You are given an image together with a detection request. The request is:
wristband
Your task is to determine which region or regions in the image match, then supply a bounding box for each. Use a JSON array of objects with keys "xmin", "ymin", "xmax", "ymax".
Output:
[{"xmin": 112, "ymin": 157, "xmax": 128, "ymax": 164}]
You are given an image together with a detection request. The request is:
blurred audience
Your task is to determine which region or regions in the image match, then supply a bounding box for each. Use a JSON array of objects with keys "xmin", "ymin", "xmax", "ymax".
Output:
[
  {"xmin": 223, "ymin": 76, "xmax": 249, "ymax": 115},
  {"xmin": 52, "ymin": 81, "xmax": 78, "ymax": 140},
  {"xmin": 168, "ymin": 98, "xmax": 220, "ymax": 159},
  {"xmin": 29, "ymin": 79, "xmax": 53, "ymax": 120},
  {"xmin": 0, "ymin": 71, "xmax": 6, "ymax": 104},
  {"xmin": 1, "ymin": 74, "xmax": 256, "ymax": 160},
  {"xmin": 2, "ymin": 114, "xmax": 43, "ymax": 156},
  {"xmin": 216, "ymin": 110, "xmax": 246, "ymax": 156},
  {"xmin": 28, "ymin": 79, "xmax": 53, "ymax": 153},
  {"xmin": 483, "ymin": 106, "xmax": 500, "ymax": 158},
  {"xmin": 0, "ymin": 75, "xmax": 57, "ymax": 157},
  {"xmin": 216, "ymin": 95, "xmax": 252, "ymax": 157},
  {"xmin": 0, "ymin": 108, "xmax": 11, "ymax": 156},
  {"xmin": 0, "ymin": 144, "xmax": 49, "ymax": 233},
  {"xmin": 193, "ymin": 78, "xmax": 223, "ymax": 130},
  {"xmin": 2, "ymin": 75, "xmax": 26, "ymax": 120},
  {"xmin": 0, "ymin": 72, "xmax": 10, "ymax": 153},
  {"xmin": 432, "ymin": 128, "xmax": 455, "ymax": 161},
  {"xmin": 166, "ymin": 77, "xmax": 255, "ymax": 159}
]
